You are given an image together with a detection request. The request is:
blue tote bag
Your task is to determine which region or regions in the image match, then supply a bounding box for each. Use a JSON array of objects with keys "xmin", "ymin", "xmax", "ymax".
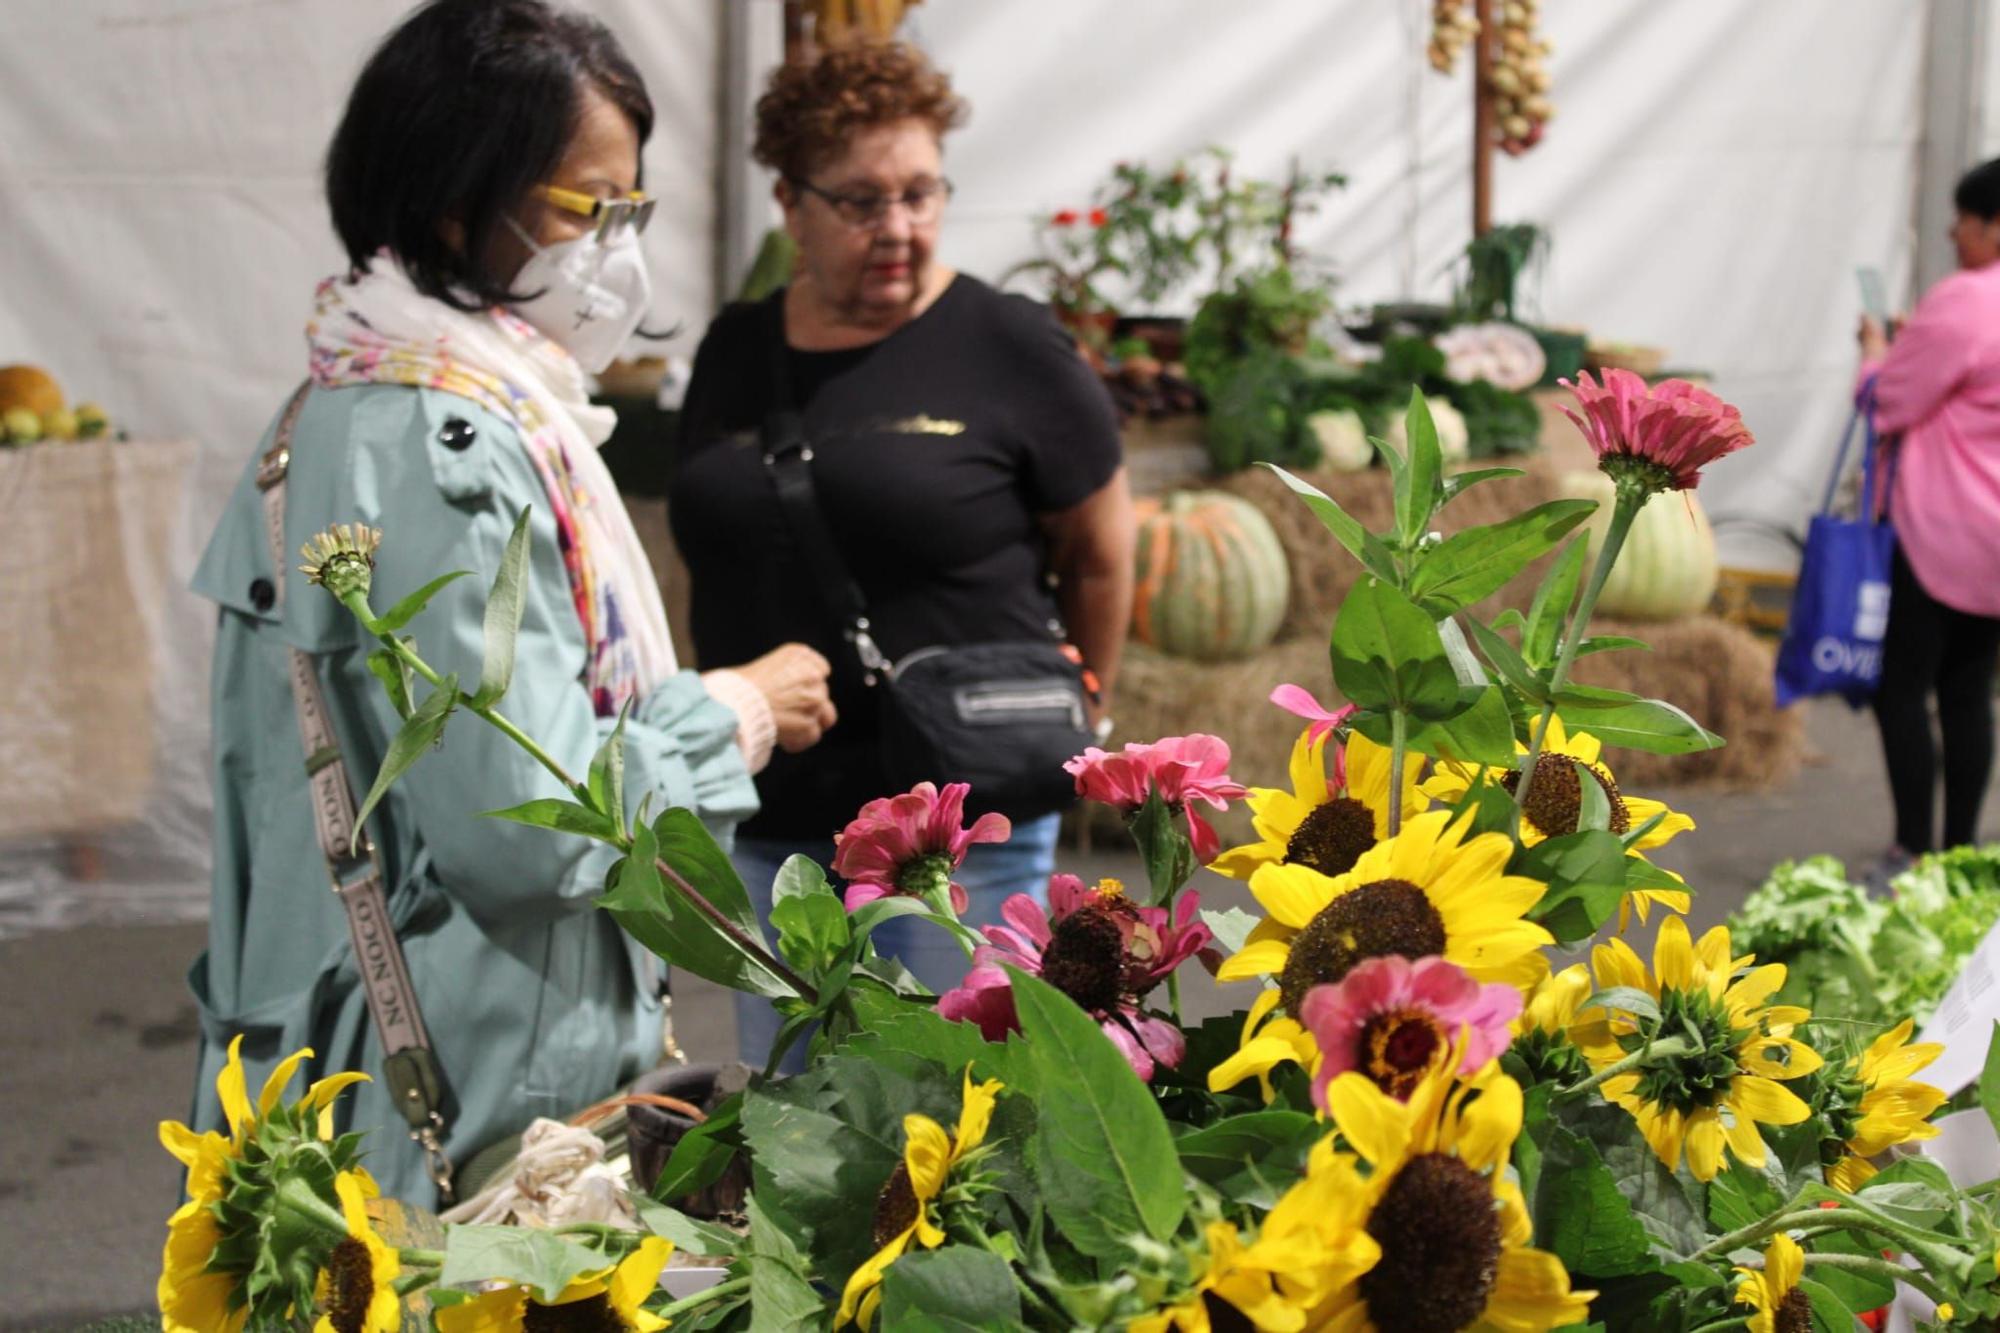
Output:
[{"xmin": 1774, "ymin": 392, "xmax": 1896, "ymax": 707}]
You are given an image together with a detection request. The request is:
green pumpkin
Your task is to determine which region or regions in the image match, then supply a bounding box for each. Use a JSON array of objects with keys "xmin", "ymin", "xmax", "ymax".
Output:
[
  {"xmin": 1562, "ymin": 470, "xmax": 1719, "ymax": 621},
  {"xmin": 1131, "ymin": 491, "xmax": 1291, "ymax": 660}
]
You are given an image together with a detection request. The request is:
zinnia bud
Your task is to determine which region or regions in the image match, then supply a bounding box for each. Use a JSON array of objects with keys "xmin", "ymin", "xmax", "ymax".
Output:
[{"xmin": 298, "ymin": 523, "xmax": 382, "ymax": 601}]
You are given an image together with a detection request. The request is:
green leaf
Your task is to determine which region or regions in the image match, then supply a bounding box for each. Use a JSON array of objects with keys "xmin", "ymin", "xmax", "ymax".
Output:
[
  {"xmin": 1330, "ymin": 578, "xmax": 1463, "ymax": 718},
  {"xmin": 437, "ymin": 1224, "xmax": 603, "ymax": 1301},
  {"xmin": 743, "ymin": 1193, "xmax": 826, "ymax": 1330},
  {"xmin": 648, "ymin": 1093, "xmax": 743, "ymax": 1204},
  {"xmin": 1553, "ymin": 685, "xmax": 1724, "ymax": 754},
  {"xmin": 597, "ymin": 813, "xmax": 794, "ymax": 998},
  {"xmin": 1408, "ymin": 500, "xmax": 1597, "ymax": 616},
  {"xmin": 1352, "ymin": 686, "xmax": 1518, "ymax": 768},
  {"xmin": 1798, "ymin": 1277, "xmax": 1860, "ymax": 1333},
  {"xmin": 1521, "ymin": 830, "xmax": 1631, "ymax": 942},
  {"xmin": 1398, "ymin": 388, "xmax": 1444, "ymax": 547},
  {"xmin": 1533, "ymin": 1118, "xmax": 1659, "ymax": 1277},
  {"xmin": 1980, "ymin": 1020, "xmax": 2000, "ymax": 1141},
  {"xmin": 480, "ymin": 797, "xmax": 620, "ymax": 843},
  {"xmin": 586, "ymin": 703, "xmax": 629, "ymax": 839},
  {"xmin": 350, "ymin": 672, "xmax": 457, "ymax": 848},
  {"xmin": 1005, "ymin": 966, "xmax": 1187, "ymax": 1256},
  {"xmin": 771, "ymin": 853, "xmax": 832, "ymax": 906},
  {"xmin": 771, "ymin": 891, "xmax": 851, "ymax": 975},
  {"xmin": 840, "ymin": 1000, "xmax": 1012, "ymax": 1082},
  {"xmin": 1175, "ymin": 1110, "xmax": 1321, "ymax": 1208},
  {"xmin": 1578, "ymin": 767, "xmax": 1612, "ymax": 831},
  {"xmin": 1441, "ymin": 465, "xmax": 1527, "ymax": 505},
  {"xmin": 1585, "ymin": 985, "xmax": 1663, "ymax": 1024},
  {"xmin": 366, "ymin": 569, "xmax": 472, "ymax": 634},
  {"xmin": 1466, "ymin": 616, "xmax": 1549, "ymax": 704},
  {"xmin": 1261, "ymin": 464, "xmax": 1403, "ymax": 585},
  {"xmin": 879, "ymin": 1249, "xmax": 1026, "ymax": 1331},
  {"xmin": 1576, "ymin": 635, "xmax": 1651, "ymax": 658},
  {"xmin": 1201, "ymin": 906, "xmax": 1261, "ymax": 958},
  {"xmin": 1569, "ymin": 1102, "xmax": 1711, "ymax": 1258},
  {"xmin": 632, "ymin": 1198, "xmax": 743, "ymax": 1258},
  {"xmin": 364, "ymin": 647, "xmax": 416, "ymax": 720},
  {"xmin": 1131, "ymin": 786, "xmax": 1198, "ymax": 904},
  {"xmin": 472, "ymin": 506, "xmax": 533, "ymax": 708},
  {"xmin": 1524, "ymin": 537, "xmax": 1588, "ymax": 669}
]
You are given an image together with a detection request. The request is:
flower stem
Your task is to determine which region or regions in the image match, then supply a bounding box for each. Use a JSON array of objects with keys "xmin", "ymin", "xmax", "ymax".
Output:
[
  {"xmin": 1167, "ymin": 970, "xmax": 1184, "ymax": 1025},
  {"xmin": 653, "ymin": 856, "xmax": 818, "ymax": 1005},
  {"xmin": 655, "ymin": 1274, "xmax": 751, "ymax": 1319},
  {"xmin": 1387, "ymin": 709, "xmax": 1408, "ymax": 836},
  {"xmin": 1692, "ymin": 1202, "xmax": 1970, "ymax": 1287},
  {"xmin": 1512, "ymin": 488, "xmax": 1641, "ymax": 835},
  {"xmin": 1804, "ymin": 1251, "xmax": 1954, "ymax": 1307},
  {"xmin": 1684, "ymin": 1318, "xmax": 1749, "ymax": 1333},
  {"xmin": 1552, "ymin": 1035, "xmax": 1690, "ymax": 1104}
]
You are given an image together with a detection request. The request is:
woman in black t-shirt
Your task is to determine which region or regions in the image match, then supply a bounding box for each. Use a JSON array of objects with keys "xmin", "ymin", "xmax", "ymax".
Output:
[{"xmin": 670, "ymin": 41, "xmax": 1133, "ymax": 1066}]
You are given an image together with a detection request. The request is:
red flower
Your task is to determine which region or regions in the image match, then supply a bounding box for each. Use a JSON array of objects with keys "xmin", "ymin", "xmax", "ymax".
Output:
[
  {"xmin": 1062, "ymin": 735, "xmax": 1246, "ymax": 862},
  {"xmin": 936, "ymin": 876, "xmax": 1213, "ymax": 1080},
  {"xmin": 1559, "ymin": 369, "xmax": 1755, "ymax": 492},
  {"xmin": 1051, "ymin": 209, "xmax": 1080, "ymax": 227},
  {"xmin": 833, "ymin": 781, "xmax": 1010, "ymax": 916},
  {"xmin": 1087, "ymin": 207, "xmax": 1109, "ymax": 228}
]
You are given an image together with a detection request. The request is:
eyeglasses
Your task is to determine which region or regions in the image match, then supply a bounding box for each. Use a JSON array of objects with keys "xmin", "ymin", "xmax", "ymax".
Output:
[
  {"xmin": 540, "ymin": 184, "xmax": 656, "ymax": 240},
  {"xmin": 788, "ymin": 176, "xmax": 953, "ymax": 230}
]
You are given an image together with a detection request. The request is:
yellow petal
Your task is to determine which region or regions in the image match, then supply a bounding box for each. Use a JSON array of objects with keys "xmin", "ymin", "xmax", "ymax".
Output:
[
  {"xmin": 902, "ymin": 1114, "xmax": 953, "ymax": 1201},
  {"xmin": 610, "ymin": 1236, "xmax": 675, "ymax": 1329},
  {"xmin": 1653, "ymin": 915, "xmax": 1696, "ymax": 993},
  {"xmin": 433, "ymin": 1286, "xmax": 529, "ymax": 1333},
  {"xmin": 835, "ymin": 1229, "xmax": 914, "ymax": 1329},
  {"xmin": 1291, "ymin": 730, "xmax": 1331, "ymax": 807},
  {"xmin": 1729, "ymin": 1076, "xmax": 1812, "ymax": 1126},
  {"xmin": 1217, "ymin": 938, "xmax": 1293, "ymax": 983},
  {"xmin": 953, "ymin": 1071, "xmax": 1003, "ymax": 1160},
  {"xmin": 1248, "ymin": 863, "xmax": 1336, "ymax": 932},
  {"xmin": 1766, "ymin": 1231, "xmax": 1804, "ymax": 1294},
  {"xmin": 1325, "ymin": 1073, "xmax": 1411, "ymax": 1169},
  {"xmin": 1724, "ymin": 1111, "xmax": 1769, "ymax": 1170},
  {"xmin": 217, "ymin": 1034, "xmax": 253, "ymax": 1142},
  {"xmin": 1684, "ymin": 1110, "xmax": 1726, "ymax": 1182},
  {"xmin": 257, "ymin": 1047, "xmax": 314, "ymax": 1119},
  {"xmin": 1209, "ymin": 1036, "xmax": 1313, "ymax": 1096},
  {"xmin": 1454, "ymin": 1070, "xmax": 1523, "ymax": 1172},
  {"xmin": 1485, "ymin": 1245, "xmax": 1597, "ymax": 1329},
  {"xmin": 1210, "ymin": 842, "xmax": 1277, "ymax": 882}
]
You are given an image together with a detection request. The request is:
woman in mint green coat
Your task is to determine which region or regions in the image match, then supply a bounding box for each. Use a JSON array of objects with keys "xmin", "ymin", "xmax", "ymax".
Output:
[{"xmin": 186, "ymin": 0, "xmax": 832, "ymax": 1206}]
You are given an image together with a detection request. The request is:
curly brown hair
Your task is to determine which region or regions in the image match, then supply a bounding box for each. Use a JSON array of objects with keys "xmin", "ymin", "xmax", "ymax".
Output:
[{"xmin": 753, "ymin": 41, "xmax": 967, "ymax": 181}]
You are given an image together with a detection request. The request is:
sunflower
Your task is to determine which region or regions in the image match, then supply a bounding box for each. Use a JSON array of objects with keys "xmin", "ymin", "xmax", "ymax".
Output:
[
  {"xmin": 1213, "ymin": 728, "xmax": 1426, "ymax": 883},
  {"xmin": 1313, "ymin": 1059, "xmax": 1595, "ymax": 1331},
  {"xmin": 434, "ymin": 1236, "xmax": 674, "ymax": 1333},
  {"xmin": 837, "ymin": 1068, "xmax": 1003, "ymax": 1330},
  {"xmin": 158, "ymin": 1037, "xmax": 373, "ymax": 1332},
  {"xmin": 1572, "ymin": 915, "xmax": 1822, "ymax": 1182},
  {"xmin": 1734, "ymin": 1231, "xmax": 1810, "ymax": 1333},
  {"xmin": 1422, "ymin": 714, "xmax": 1694, "ymax": 929},
  {"xmin": 1818, "ymin": 1019, "xmax": 1947, "ymax": 1192},
  {"xmin": 1218, "ymin": 809, "xmax": 1553, "ymax": 1018},
  {"xmin": 312, "ymin": 1170, "xmax": 402, "ymax": 1333},
  {"xmin": 1510, "ymin": 963, "xmax": 1593, "ymax": 1086},
  {"xmin": 1132, "ymin": 1144, "xmax": 1382, "ymax": 1332}
]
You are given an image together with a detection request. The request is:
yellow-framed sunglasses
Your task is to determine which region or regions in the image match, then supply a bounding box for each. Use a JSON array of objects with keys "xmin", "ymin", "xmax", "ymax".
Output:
[{"xmin": 541, "ymin": 184, "xmax": 656, "ymax": 240}]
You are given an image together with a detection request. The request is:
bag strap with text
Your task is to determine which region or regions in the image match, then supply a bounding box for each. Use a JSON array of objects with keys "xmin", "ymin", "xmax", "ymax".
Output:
[{"xmin": 256, "ymin": 382, "xmax": 456, "ymax": 1200}]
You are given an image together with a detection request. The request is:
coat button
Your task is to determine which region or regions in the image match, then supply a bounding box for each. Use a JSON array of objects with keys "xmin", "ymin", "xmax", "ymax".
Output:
[
  {"xmin": 438, "ymin": 416, "xmax": 476, "ymax": 451},
  {"xmin": 249, "ymin": 577, "xmax": 276, "ymax": 612}
]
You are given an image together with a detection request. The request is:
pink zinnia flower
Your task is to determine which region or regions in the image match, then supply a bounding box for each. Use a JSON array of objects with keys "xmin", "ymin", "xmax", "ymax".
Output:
[
  {"xmin": 937, "ymin": 876, "xmax": 1213, "ymax": 1080},
  {"xmin": 832, "ymin": 781, "xmax": 1010, "ymax": 916},
  {"xmin": 1268, "ymin": 684, "xmax": 1357, "ymax": 786},
  {"xmin": 1062, "ymin": 735, "xmax": 1247, "ymax": 863},
  {"xmin": 1559, "ymin": 369, "xmax": 1755, "ymax": 493},
  {"xmin": 1299, "ymin": 954, "xmax": 1522, "ymax": 1108}
]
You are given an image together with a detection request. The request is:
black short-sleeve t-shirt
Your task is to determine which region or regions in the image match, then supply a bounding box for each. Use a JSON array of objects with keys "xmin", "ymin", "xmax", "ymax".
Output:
[{"xmin": 669, "ymin": 275, "xmax": 1122, "ymax": 839}]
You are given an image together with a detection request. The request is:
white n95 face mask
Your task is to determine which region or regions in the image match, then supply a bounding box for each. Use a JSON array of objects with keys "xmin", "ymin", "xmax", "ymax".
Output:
[{"xmin": 506, "ymin": 218, "xmax": 652, "ymax": 373}]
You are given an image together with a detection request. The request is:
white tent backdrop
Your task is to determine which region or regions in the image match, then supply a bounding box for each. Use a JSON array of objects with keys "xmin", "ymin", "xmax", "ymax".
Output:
[{"xmin": 0, "ymin": 0, "xmax": 1987, "ymax": 928}]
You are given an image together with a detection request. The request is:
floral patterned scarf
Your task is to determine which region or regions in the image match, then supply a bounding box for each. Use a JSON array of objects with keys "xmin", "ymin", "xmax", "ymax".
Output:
[{"xmin": 304, "ymin": 256, "xmax": 674, "ymax": 716}]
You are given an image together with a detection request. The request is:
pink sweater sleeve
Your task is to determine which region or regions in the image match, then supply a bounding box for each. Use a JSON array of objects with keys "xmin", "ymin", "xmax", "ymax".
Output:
[
  {"xmin": 699, "ymin": 668, "xmax": 776, "ymax": 776},
  {"xmin": 1861, "ymin": 274, "xmax": 1981, "ymax": 433}
]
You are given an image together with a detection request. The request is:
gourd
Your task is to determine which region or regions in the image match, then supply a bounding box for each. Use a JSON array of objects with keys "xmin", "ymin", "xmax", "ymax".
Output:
[
  {"xmin": 1131, "ymin": 491, "xmax": 1291, "ymax": 660},
  {"xmin": 1561, "ymin": 470, "xmax": 1718, "ymax": 620}
]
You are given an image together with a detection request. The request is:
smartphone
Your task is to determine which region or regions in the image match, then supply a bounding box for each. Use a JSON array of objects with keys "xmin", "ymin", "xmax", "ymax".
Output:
[{"xmin": 1857, "ymin": 266, "xmax": 1890, "ymax": 325}]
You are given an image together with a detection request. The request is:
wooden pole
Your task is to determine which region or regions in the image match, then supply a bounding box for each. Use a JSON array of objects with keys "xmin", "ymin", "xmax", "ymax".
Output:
[{"xmin": 1472, "ymin": 0, "xmax": 1495, "ymax": 238}]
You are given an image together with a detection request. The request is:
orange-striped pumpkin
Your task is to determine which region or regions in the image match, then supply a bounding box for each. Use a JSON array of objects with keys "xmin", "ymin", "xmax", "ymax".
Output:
[{"xmin": 1132, "ymin": 491, "xmax": 1291, "ymax": 661}]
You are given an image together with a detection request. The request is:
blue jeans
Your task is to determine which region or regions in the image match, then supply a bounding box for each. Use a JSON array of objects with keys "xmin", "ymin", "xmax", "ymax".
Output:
[{"xmin": 730, "ymin": 813, "xmax": 1060, "ymax": 1071}]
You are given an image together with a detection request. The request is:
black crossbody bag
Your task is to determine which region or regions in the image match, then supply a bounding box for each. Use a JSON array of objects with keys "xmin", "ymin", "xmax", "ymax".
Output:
[{"xmin": 757, "ymin": 302, "xmax": 1090, "ymax": 821}]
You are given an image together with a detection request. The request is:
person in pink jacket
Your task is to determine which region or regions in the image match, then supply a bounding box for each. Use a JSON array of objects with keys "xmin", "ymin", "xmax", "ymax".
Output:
[{"xmin": 1857, "ymin": 158, "xmax": 2000, "ymax": 874}]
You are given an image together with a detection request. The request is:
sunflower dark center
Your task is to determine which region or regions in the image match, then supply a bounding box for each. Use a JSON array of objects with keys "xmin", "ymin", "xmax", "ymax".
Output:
[
  {"xmin": 1361, "ymin": 1008, "xmax": 1447, "ymax": 1100},
  {"xmin": 1502, "ymin": 755, "xmax": 1629, "ymax": 838},
  {"xmin": 872, "ymin": 1159, "xmax": 921, "ymax": 1248},
  {"xmin": 1200, "ymin": 1290, "xmax": 1257, "ymax": 1333},
  {"xmin": 1041, "ymin": 905, "xmax": 1128, "ymax": 1015},
  {"xmin": 523, "ymin": 1293, "xmax": 627, "ymax": 1333},
  {"xmin": 1278, "ymin": 880, "xmax": 1447, "ymax": 1017},
  {"xmin": 1284, "ymin": 796, "xmax": 1378, "ymax": 878},
  {"xmin": 322, "ymin": 1237, "xmax": 374, "ymax": 1333},
  {"xmin": 1359, "ymin": 1152, "xmax": 1503, "ymax": 1333},
  {"xmin": 1774, "ymin": 1285, "xmax": 1812, "ymax": 1333}
]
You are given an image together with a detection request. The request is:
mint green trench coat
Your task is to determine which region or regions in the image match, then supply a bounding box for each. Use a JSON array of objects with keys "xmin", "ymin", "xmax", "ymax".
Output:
[{"xmin": 187, "ymin": 382, "xmax": 756, "ymax": 1205}]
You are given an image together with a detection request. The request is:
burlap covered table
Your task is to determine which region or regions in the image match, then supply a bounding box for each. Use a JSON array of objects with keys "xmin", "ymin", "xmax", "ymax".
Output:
[{"xmin": 0, "ymin": 440, "xmax": 196, "ymax": 842}]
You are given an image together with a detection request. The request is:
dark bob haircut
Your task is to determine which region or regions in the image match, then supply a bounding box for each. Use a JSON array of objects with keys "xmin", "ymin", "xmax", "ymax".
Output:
[
  {"xmin": 326, "ymin": 0, "xmax": 652, "ymax": 310},
  {"xmin": 1954, "ymin": 158, "xmax": 2000, "ymax": 222}
]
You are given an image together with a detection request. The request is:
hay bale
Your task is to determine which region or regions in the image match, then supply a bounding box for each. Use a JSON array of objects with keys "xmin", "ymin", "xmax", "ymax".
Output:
[
  {"xmin": 1107, "ymin": 613, "xmax": 1800, "ymax": 804},
  {"xmin": 1212, "ymin": 452, "xmax": 1571, "ymax": 640}
]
